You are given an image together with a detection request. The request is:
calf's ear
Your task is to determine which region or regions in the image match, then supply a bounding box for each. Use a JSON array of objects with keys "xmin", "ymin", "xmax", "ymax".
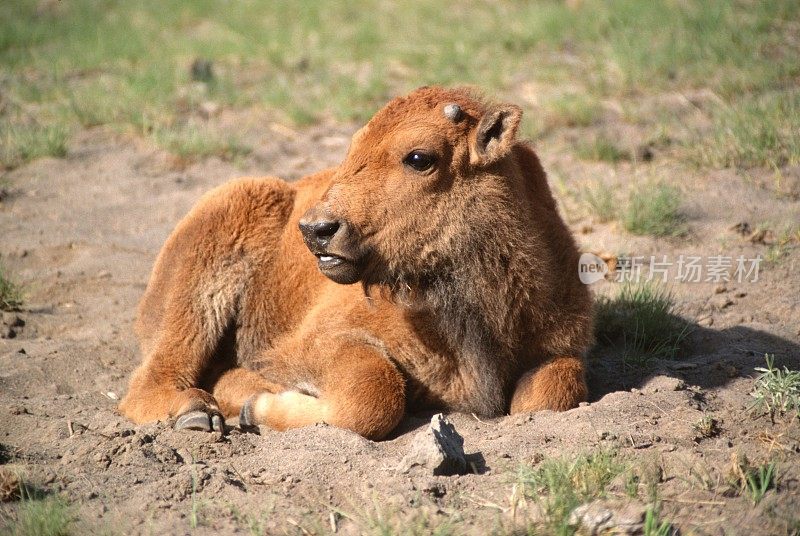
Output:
[{"xmin": 470, "ymin": 104, "xmax": 522, "ymax": 166}]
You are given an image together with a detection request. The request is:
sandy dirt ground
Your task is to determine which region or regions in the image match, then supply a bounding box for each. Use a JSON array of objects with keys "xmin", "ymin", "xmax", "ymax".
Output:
[{"xmin": 1, "ymin": 108, "xmax": 799, "ymax": 534}]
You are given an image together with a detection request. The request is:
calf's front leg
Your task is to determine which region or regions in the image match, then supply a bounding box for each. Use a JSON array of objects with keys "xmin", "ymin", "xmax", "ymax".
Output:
[
  {"xmin": 240, "ymin": 342, "xmax": 406, "ymax": 440},
  {"xmin": 510, "ymin": 355, "xmax": 588, "ymax": 413},
  {"xmin": 119, "ymin": 308, "xmax": 227, "ymax": 432}
]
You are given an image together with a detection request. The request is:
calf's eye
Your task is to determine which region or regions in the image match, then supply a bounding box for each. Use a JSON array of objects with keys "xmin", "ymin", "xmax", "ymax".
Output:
[{"xmin": 403, "ymin": 150, "xmax": 436, "ymax": 172}]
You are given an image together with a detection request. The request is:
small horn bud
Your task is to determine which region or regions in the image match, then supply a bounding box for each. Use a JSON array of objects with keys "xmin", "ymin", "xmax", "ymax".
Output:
[{"xmin": 443, "ymin": 103, "xmax": 463, "ymax": 122}]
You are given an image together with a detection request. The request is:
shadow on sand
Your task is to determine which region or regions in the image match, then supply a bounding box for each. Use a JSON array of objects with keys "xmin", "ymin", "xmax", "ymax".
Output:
[{"xmin": 588, "ymin": 323, "xmax": 800, "ymax": 400}]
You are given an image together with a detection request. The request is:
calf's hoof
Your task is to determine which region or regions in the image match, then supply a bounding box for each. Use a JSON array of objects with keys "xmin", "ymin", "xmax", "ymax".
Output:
[
  {"xmin": 239, "ymin": 396, "xmax": 258, "ymax": 431},
  {"xmin": 175, "ymin": 410, "xmax": 224, "ymax": 433}
]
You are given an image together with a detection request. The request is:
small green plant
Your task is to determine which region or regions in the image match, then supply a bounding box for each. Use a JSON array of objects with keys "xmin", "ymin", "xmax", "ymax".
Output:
[
  {"xmin": 576, "ymin": 135, "xmax": 630, "ymax": 163},
  {"xmin": 692, "ymin": 414, "xmax": 720, "ymax": 440},
  {"xmin": 0, "ymin": 265, "xmax": 23, "ymax": 311},
  {"xmin": 643, "ymin": 506, "xmax": 673, "ymax": 536},
  {"xmin": 582, "ymin": 182, "xmax": 616, "ymax": 223},
  {"xmin": 623, "ymin": 184, "xmax": 686, "ymax": 237},
  {"xmin": 726, "ymin": 452, "xmax": 778, "ymax": 505},
  {"xmin": 188, "ymin": 469, "xmax": 203, "ymax": 530},
  {"xmin": 517, "ymin": 450, "xmax": 623, "ymax": 535},
  {"xmin": 226, "ymin": 503, "xmax": 269, "ymax": 536},
  {"xmin": 623, "ymin": 472, "xmax": 640, "ymax": 498},
  {"xmin": 594, "ymin": 282, "xmax": 691, "ymax": 365},
  {"xmin": 745, "ymin": 462, "xmax": 776, "ymax": 505},
  {"xmin": 750, "ymin": 354, "xmax": 800, "ymax": 420},
  {"xmin": 764, "ymin": 227, "xmax": 800, "ymax": 265}
]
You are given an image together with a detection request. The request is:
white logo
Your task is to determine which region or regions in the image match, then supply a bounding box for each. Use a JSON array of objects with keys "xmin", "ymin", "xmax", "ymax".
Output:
[{"xmin": 578, "ymin": 252, "xmax": 608, "ymax": 284}]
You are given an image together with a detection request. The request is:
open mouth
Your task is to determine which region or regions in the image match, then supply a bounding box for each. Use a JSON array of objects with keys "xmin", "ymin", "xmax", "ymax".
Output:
[
  {"xmin": 313, "ymin": 252, "xmax": 363, "ymax": 285},
  {"xmin": 315, "ymin": 254, "xmax": 346, "ymax": 269}
]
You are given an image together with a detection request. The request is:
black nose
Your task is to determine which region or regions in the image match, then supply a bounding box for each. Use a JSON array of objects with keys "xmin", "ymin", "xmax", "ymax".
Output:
[{"xmin": 299, "ymin": 219, "xmax": 340, "ymax": 248}]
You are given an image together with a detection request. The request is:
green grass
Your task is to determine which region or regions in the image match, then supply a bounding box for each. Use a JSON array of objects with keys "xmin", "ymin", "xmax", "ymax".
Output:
[
  {"xmin": 1, "ymin": 1, "xmax": 798, "ymax": 167},
  {"xmin": 697, "ymin": 89, "xmax": 800, "ymax": 169},
  {"xmin": 582, "ymin": 182, "xmax": 616, "ymax": 223},
  {"xmin": 0, "ymin": 265, "xmax": 23, "ymax": 311},
  {"xmin": 361, "ymin": 509, "xmax": 457, "ymax": 536},
  {"xmin": 517, "ymin": 450, "xmax": 623, "ymax": 536},
  {"xmin": 152, "ymin": 125, "xmax": 251, "ymax": 163},
  {"xmin": 764, "ymin": 226, "xmax": 800, "ymax": 265},
  {"xmin": 546, "ymin": 94, "xmax": 602, "ymax": 129},
  {"xmin": 576, "ymin": 135, "xmax": 630, "ymax": 163},
  {"xmin": 727, "ymin": 453, "xmax": 778, "ymax": 506},
  {"xmin": 623, "ymin": 184, "xmax": 686, "ymax": 237},
  {"xmin": 594, "ymin": 282, "xmax": 691, "ymax": 365},
  {"xmin": 225, "ymin": 503, "xmax": 272, "ymax": 536},
  {"xmin": 1, "ymin": 124, "xmax": 68, "ymax": 169},
  {"xmin": 188, "ymin": 467, "xmax": 205, "ymax": 530},
  {"xmin": 643, "ymin": 506, "xmax": 674, "ymax": 536},
  {"xmin": 750, "ymin": 354, "xmax": 800, "ymax": 420},
  {"xmin": 2, "ymin": 493, "xmax": 74, "ymax": 536},
  {"xmin": 328, "ymin": 500, "xmax": 460, "ymax": 536},
  {"xmin": 745, "ymin": 462, "xmax": 776, "ymax": 505}
]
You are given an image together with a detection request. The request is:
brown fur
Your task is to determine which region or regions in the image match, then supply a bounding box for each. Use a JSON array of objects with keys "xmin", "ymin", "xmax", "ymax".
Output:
[{"xmin": 119, "ymin": 86, "xmax": 593, "ymax": 440}]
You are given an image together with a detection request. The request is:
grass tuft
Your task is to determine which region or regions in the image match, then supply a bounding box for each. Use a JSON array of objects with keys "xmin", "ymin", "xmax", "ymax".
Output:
[
  {"xmin": 727, "ymin": 453, "xmax": 777, "ymax": 506},
  {"xmin": 0, "ymin": 265, "xmax": 23, "ymax": 311},
  {"xmin": 623, "ymin": 184, "xmax": 686, "ymax": 237},
  {"xmin": 764, "ymin": 226, "xmax": 800, "ymax": 265},
  {"xmin": 643, "ymin": 506, "xmax": 674, "ymax": 536},
  {"xmin": 582, "ymin": 182, "xmax": 616, "ymax": 223},
  {"xmin": 153, "ymin": 125, "xmax": 250, "ymax": 163},
  {"xmin": 546, "ymin": 94, "xmax": 602, "ymax": 128},
  {"xmin": 576, "ymin": 135, "xmax": 630, "ymax": 163},
  {"xmin": 594, "ymin": 282, "xmax": 691, "ymax": 365},
  {"xmin": 5, "ymin": 492, "xmax": 74, "ymax": 536},
  {"xmin": 750, "ymin": 354, "xmax": 800, "ymax": 420},
  {"xmin": 517, "ymin": 450, "xmax": 623, "ymax": 535},
  {"xmin": 698, "ymin": 89, "xmax": 800, "ymax": 169},
  {"xmin": 745, "ymin": 462, "xmax": 776, "ymax": 505},
  {"xmin": 188, "ymin": 467, "xmax": 204, "ymax": 530},
  {"xmin": 1, "ymin": 125, "xmax": 68, "ymax": 169},
  {"xmin": 329, "ymin": 499, "xmax": 460, "ymax": 536}
]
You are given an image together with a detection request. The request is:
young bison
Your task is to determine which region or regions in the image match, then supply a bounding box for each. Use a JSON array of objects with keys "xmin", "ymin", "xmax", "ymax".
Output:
[{"xmin": 119, "ymin": 86, "xmax": 593, "ymax": 440}]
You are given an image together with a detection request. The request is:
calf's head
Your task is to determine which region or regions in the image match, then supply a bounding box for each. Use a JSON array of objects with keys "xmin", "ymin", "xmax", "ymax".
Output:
[{"xmin": 299, "ymin": 86, "xmax": 523, "ymax": 287}]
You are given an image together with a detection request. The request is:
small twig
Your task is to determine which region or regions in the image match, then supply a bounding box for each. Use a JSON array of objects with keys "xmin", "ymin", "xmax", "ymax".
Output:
[
  {"xmin": 464, "ymin": 494, "xmax": 510, "ymax": 512},
  {"xmin": 286, "ymin": 517, "xmax": 313, "ymax": 535},
  {"xmin": 644, "ymin": 399, "xmax": 673, "ymax": 416},
  {"xmin": 509, "ymin": 483, "xmax": 526, "ymax": 522},
  {"xmin": 471, "ymin": 413, "xmax": 489, "ymax": 425},
  {"xmin": 329, "ymin": 512, "xmax": 337, "ymax": 533},
  {"xmin": 67, "ymin": 420, "xmax": 75, "ymax": 437},
  {"xmin": 227, "ymin": 463, "xmax": 248, "ymax": 491},
  {"xmin": 661, "ymin": 497, "xmax": 725, "ymax": 506}
]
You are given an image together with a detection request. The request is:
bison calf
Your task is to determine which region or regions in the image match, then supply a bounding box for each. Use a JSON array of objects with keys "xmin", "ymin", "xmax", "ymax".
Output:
[{"xmin": 119, "ymin": 86, "xmax": 592, "ymax": 439}]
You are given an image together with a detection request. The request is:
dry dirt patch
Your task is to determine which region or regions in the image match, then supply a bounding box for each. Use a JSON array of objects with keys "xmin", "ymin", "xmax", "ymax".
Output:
[{"xmin": 1, "ymin": 123, "xmax": 799, "ymax": 535}]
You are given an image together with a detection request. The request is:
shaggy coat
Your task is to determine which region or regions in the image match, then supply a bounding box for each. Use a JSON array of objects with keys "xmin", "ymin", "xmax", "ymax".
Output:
[{"xmin": 119, "ymin": 86, "xmax": 593, "ymax": 439}]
